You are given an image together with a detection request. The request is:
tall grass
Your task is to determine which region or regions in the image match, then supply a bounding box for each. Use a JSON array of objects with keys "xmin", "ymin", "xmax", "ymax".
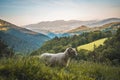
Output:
[{"xmin": 0, "ymin": 57, "xmax": 120, "ymax": 80}]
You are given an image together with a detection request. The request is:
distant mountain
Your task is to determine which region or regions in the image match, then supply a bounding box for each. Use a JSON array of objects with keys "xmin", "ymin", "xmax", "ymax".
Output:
[
  {"xmin": 0, "ymin": 19, "xmax": 50, "ymax": 54},
  {"xmin": 23, "ymin": 20, "xmax": 96, "ymax": 33},
  {"xmin": 87, "ymin": 18, "xmax": 120, "ymax": 27},
  {"xmin": 67, "ymin": 22, "xmax": 120, "ymax": 33},
  {"xmin": 68, "ymin": 25, "xmax": 88, "ymax": 33},
  {"xmin": 23, "ymin": 18, "xmax": 120, "ymax": 34}
]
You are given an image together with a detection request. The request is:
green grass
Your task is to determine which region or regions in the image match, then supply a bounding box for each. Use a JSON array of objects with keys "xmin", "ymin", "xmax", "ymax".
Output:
[
  {"xmin": 0, "ymin": 57, "xmax": 120, "ymax": 80},
  {"xmin": 77, "ymin": 38, "xmax": 107, "ymax": 51}
]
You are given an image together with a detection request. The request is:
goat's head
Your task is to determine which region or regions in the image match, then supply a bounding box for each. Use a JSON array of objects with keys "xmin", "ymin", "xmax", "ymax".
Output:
[{"xmin": 66, "ymin": 47, "xmax": 77, "ymax": 57}]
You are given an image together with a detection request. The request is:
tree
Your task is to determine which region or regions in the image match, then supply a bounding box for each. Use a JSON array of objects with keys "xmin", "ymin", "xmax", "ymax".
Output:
[{"xmin": 0, "ymin": 39, "xmax": 14, "ymax": 58}]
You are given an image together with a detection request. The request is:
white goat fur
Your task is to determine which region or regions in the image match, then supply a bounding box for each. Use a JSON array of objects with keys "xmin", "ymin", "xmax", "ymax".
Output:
[{"xmin": 40, "ymin": 48, "xmax": 77, "ymax": 67}]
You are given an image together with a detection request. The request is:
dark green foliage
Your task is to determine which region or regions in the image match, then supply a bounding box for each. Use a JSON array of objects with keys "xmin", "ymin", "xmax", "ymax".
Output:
[
  {"xmin": 0, "ymin": 40, "xmax": 14, "ymax": 58},
  {"xmin": 89, "ymin": 28, "xmax": 120, "ymax": 64},
  {"xmin": 76, "ymin": 49, "xmax": 90, "ymax": 61},
  {"xmin": 31, "ymin": 31, "xmax": 113, "ymax": 55}
]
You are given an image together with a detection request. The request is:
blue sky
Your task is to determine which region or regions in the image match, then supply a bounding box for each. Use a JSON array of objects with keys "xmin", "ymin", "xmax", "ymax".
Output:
[{"xmin": 0, "ymin": 0, "xmax": 120, "ymax": 26}]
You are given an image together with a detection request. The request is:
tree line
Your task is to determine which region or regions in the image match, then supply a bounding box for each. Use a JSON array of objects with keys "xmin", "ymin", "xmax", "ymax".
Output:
[{"xmin": 31, "ymin": 30, "xmax": 113, "ymax": 55}]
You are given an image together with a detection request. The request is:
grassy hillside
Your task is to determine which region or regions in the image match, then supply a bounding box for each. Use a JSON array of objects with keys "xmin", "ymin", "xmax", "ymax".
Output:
[
  {"xmin": 77, "ymin": 38, "xmax": 107, "ymax": 51},
  {"xmin": 0, "ymin": 57, "xmax": 120, "ymax": 80}
]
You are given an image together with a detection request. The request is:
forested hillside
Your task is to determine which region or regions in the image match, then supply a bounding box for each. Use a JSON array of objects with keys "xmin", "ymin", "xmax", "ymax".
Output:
[
  {"xmin": 87, "ymin": 28, "xmax": 120, "ymax": 64},
  {"xmin": 0, "ymin": 19, "xmax": 50, "ymax": 54},
  {"xmin": 31, "ymin": 30, "xmax": 113, "ymax": 55}
]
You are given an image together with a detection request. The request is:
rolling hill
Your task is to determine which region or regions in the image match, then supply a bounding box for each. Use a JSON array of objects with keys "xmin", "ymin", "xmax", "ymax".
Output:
[
  {"xmin": 87, "ymin": 18, "xmax": 120, "ymax": 27},
  {"xmin": 77, "ymin": 38, "xmax": 107, "ymax": 51},
  {"xmin": 67, "ymin": 25, "xmax": 88, "ymax": 33},
  {"xmin": 68, "ymin": 22, "xmax": 120, "ymax": 33},
  {"xmin": 0, "ymin": 19, "xmax": 50, "ymax": 54}
]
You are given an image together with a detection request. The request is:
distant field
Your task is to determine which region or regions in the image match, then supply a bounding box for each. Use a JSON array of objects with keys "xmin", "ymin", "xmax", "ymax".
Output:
[{"xmin": 77, "ymin": 38, "xmax": 107, "ymax": 51}]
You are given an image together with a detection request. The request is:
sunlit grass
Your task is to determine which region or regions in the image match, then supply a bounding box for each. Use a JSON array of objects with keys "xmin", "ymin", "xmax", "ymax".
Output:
[
  {"xmin": 77, "ymin": 38, "xmax": 107, "ymax": 51},
  {"xmin": 0, "ymin": 27, "xmax": 8, "ymax": 31}
]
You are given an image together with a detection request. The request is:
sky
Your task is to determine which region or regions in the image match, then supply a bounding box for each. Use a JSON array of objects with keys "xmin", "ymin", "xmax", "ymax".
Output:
[{"xmin": 0, "ymin": 0, "xmax": 120, "ymax": 26}]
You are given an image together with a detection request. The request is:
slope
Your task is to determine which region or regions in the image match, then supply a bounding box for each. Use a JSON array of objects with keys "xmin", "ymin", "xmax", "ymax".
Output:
[
  {"xmin": 77, "ymin": 38, "xmax": 107, "ymax": 51},
  {"xmin": 0, "ymin": 19, "xmax": 50, "ymax": 54},
  {"xmin": 68, "ymin": 22, "xmax": 120, "ymax": 33}
]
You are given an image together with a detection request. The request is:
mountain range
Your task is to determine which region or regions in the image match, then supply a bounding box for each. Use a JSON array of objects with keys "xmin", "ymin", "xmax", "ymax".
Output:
[
  {"xmin": 24, "ymin": 18, "xmax": 120, "ymax": 34},
  {"xmin": 0, "ymin": 19, "xmax": 50, "ymax": 54},
  {"xmin": 68, "ymin": 22, "xmax": 120, "ymax": 33}
]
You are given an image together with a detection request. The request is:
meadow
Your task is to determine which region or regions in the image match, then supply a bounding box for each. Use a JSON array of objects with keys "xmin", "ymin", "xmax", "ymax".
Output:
[
  {"xmin": 77, "ymin": 38, "xmax": 107, "ymax": 51},
  {"xmin": 0, "ymin": 57, "xmax": 120, "ymax": 80}
]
